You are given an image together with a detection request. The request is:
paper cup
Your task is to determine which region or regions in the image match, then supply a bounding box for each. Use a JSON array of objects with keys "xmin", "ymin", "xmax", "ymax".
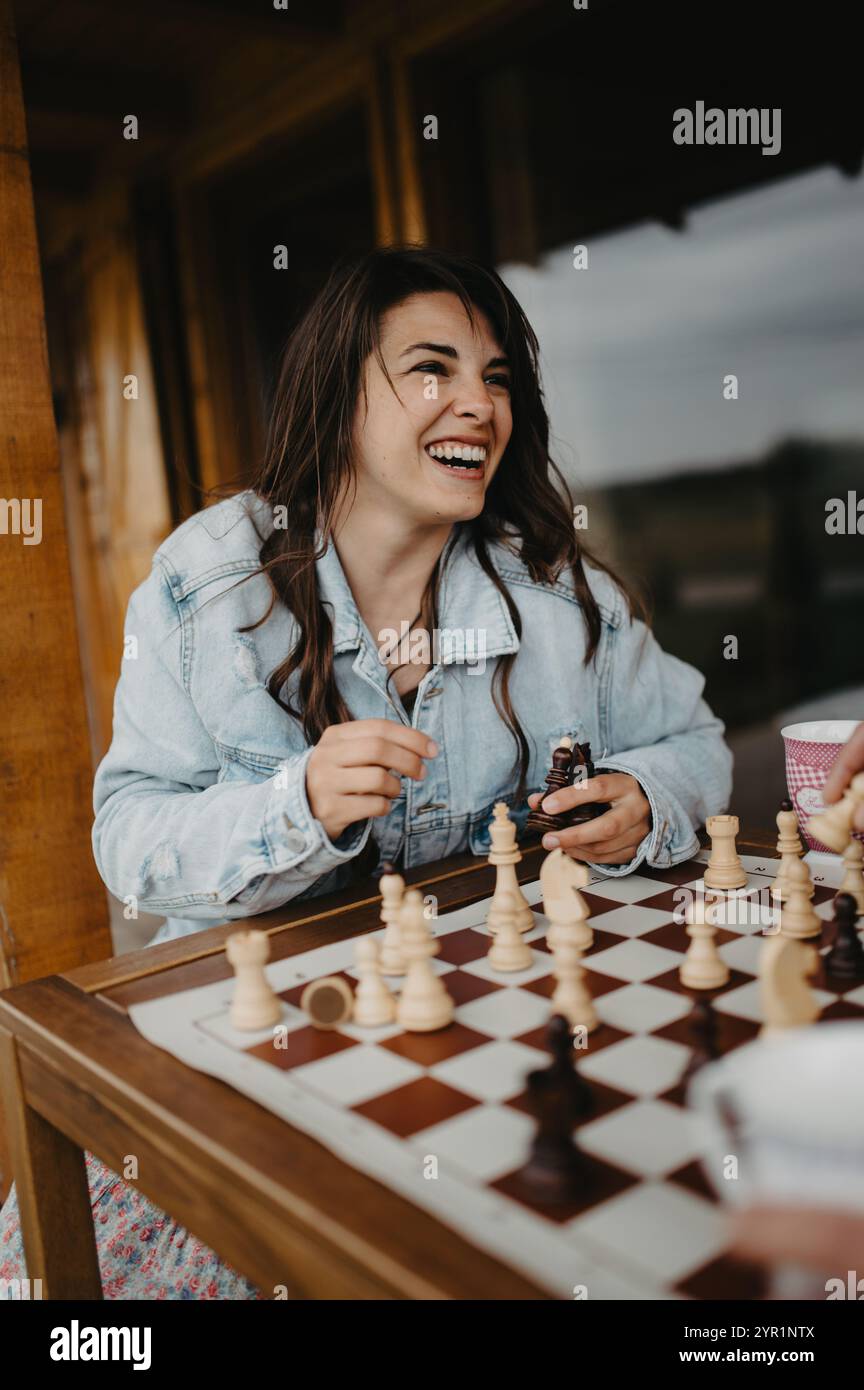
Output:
[{"xmin": 781, "ymin": 720, "xmax": 864, "ymax": 852}]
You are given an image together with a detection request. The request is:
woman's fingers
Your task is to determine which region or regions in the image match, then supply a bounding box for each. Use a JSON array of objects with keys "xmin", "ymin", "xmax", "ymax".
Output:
[{"xmin": 823, "ymin": 722, "xmax": 864, "ymax": 803}]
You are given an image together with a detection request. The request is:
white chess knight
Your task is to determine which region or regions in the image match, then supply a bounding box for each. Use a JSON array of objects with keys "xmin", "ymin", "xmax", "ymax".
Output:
[
  {"xmin": 378, "ymin": 862, "xmax": 407, "ymax": 975},
  {"xmin": 680, "ymin": 897, "xmax": 729, "ymax": 990},
  {"xmin": 353, "ymin": 937, "xmax": 396, "ymax": 1027},
  {"xmin": 806, "ymin": 773, "xmax": 864, "ymax": 854},
  {"xmin": 759, "ymin": 932, "xmax": 820, "ymax": 1035},
  {"xmin": 703, "ymin": 814, "xmax": 747, "ymax": 891},
  {"xmin": 539, "ymin": 847, "xmax": 593, "ymax": 951},
  {"xmin": 486, "ymin": 802, "xmax": 534, "ymax": 934},
  {"xmin": 395, "ymin": 889, "xmax": 454, "ymax": 1032},
  {"xmin": 226, "ymin": 929, "xmax": 282, "ymax": 1031}
]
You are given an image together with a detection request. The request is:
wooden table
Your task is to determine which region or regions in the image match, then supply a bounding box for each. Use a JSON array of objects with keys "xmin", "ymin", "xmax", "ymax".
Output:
[{"xmin": 0, "ymin": 833, "xmax": 777, "ymax": 1301}]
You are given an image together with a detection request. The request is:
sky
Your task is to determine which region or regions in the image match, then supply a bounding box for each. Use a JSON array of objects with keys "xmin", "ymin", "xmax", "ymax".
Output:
[{"xmin": 499, "ymin": 166, "xmax": 864, "ymax": 487}]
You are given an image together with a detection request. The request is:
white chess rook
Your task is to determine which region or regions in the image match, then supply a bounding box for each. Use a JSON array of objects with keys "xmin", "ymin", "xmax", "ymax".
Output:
[
  {"xmin": 703, "ymin": 814, "xmax": 747, "ymax": 891},
  {"xmin": 226, "ymin": 930, "xmax": 282, "ymax": 1031},
  {"xmin": 486, "ymin": 802, "xmax": 534, "ymax": 934}
]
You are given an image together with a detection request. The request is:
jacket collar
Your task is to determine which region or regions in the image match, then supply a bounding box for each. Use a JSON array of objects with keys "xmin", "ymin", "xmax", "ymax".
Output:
[{"xmin": 315, "ymin": 523, "xmax": 520, "ymax": 664}]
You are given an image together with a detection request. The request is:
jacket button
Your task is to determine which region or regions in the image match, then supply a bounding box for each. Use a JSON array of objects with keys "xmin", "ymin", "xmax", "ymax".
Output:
[
  {"xmin": 285, "ymin": 830, "xmax": 306, "ymax": 853},
  {"xmin": 424, "ymin": 687, "xmax": 443, "ymax": 698}
]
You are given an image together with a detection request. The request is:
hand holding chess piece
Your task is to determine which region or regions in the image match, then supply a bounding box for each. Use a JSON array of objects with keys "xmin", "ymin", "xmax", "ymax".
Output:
[
  {"xmin": 807, "ymin": 773, "xmax": 864, "ymax": 854},
  {"xmin": 820, "ymin": 722, "xmax": 864, "ymax": 837}
]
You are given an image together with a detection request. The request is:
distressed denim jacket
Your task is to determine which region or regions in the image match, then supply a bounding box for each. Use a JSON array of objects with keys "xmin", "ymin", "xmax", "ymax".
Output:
[{"xmin": 92, "ymin": 491, "xmax": 733, "ymax": 943}]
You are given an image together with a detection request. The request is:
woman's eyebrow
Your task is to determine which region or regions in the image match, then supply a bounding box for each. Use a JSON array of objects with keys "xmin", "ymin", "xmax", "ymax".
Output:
[{"xmin": 399, "ymin": 341, "xmax": 510, "ymax": 369}]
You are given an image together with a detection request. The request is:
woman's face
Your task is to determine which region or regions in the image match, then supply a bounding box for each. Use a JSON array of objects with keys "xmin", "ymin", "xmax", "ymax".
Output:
[{"xmin": 351, "ymin": 291, "xmax": 513, "ymax": 526}]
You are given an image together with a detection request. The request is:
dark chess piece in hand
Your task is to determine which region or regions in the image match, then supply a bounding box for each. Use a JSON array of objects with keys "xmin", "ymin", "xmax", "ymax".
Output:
[
  {"xmin": 682, "ymin": 995, "xmax": 720, "ymax": 1087},
  {"xmin": 825, "ymin": 892, "xmax": 864, "ymax": 980},
  {"xmin": 518, "ymin": 1014, "xmax": 594, "ymax": 1204},
  {"xmin": 526, "ymin": 737, "xmax": 578, "ymax": 835},
  {"xmin": 565, "ymin": 741, "xmax": 612, "ymax": 826}
]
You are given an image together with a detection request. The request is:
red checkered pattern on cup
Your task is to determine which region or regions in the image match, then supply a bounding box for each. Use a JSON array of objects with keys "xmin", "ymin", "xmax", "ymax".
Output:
[{"xmin": 784, "ymin": 736, "xmax": 864, "ymax": 852}]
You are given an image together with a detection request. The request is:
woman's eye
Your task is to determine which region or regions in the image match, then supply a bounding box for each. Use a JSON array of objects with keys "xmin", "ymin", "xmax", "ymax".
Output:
[{"xmin": 410, "ymin": 363, "xmax": 510, "ymax": 390}]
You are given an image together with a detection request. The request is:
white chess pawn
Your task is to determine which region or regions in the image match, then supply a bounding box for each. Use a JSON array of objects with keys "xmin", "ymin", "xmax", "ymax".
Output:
[
  {"xmin": 777, "ymin": 858, "xmax": 821, "ymax": 940},
  {"xmin": 487, "ymin": 894, "xmax": 533, "ymax": 972},
  {"xmin": 226, "ymin": 930, "xmax": 282, "ymax": 1031},
  {"xmin": 773, "ymin": 799, "xmax": 807, "ymax": 902},
  {"xmin": 703, "ymin": 814, "xmax": 747, "ymax": 890},
  {"xmin": 353, "ymin": 937, "xmax": 397, "ymax": 1027},
  {"xmin": 395, "ymin": 890, "xmax": 454, "ymax": 1033},
  {"xmin": 807, "ymin": 774, "xmax": 864, "ymax": 854},
  {"xmin": 549, "ymin": 938, "xmax": 598, "ymax": 1033},
  {"xmin": 486, "ymin": 802, "xmax": 534, "ymax": 933},
  {"xmin": 378, "ymin": 861, "xmax": 407, "ymax": 975},
  {"xmin": 680, "ymin": 897, "xmax": 729, "ymax": 989},
  {"xmin": 839, "ymin": 839, "xmax": 864, "ymax": 916}
]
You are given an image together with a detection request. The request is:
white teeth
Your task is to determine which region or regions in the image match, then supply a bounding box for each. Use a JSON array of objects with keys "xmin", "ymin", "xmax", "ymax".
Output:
[{"xmin": 426, "ymin": 442, "xmax": 487, "ymax": 464}]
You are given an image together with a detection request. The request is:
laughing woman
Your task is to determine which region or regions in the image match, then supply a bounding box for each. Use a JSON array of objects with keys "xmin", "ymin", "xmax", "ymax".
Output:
[{"xmin": 0, "ymin": 247, "xmax": 732, "ymax": 1297}]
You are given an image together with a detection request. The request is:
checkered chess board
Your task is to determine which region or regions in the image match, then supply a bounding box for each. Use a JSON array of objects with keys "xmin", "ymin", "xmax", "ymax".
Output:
[{"xmin": 128, "ymin": 852, "xmax": 857, "ymax": 1300}]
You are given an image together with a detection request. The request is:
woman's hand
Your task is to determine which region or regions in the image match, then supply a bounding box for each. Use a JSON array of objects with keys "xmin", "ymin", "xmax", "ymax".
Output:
[
  {"xmin": 306, "ymin": 719, "xmax": 438, "ymax": 842},
  {"xmin": 527, "ymin": 772, "xmax": 652, "ymax": 865},
  {"xmin": 823, "ymin": 721, "xmax": 864, "ymax": 830}
]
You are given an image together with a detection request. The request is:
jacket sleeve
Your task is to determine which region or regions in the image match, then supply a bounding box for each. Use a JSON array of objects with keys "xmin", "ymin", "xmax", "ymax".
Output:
[
  {"xmin": 586, "ymin": 607, "xmax": 733, "ymax": 877},
  {"xmin": 92, "ymin": 561, "xmax": 372, "ymax": 919}
]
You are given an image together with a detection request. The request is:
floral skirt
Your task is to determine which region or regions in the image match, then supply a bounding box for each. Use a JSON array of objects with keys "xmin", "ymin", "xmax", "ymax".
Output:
[{"xmin": 0, "ymin": 1152, "xmax": 265, "ymax": 1299}]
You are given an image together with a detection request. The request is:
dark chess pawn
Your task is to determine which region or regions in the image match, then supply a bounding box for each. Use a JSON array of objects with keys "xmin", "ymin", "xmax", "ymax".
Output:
[
  {"xmin": 824, "ymin": 893, "xmax": 864, "ymax": 980},
  {"xmin": 526, "ymin": 737, "xmax": 576, "ymax": 835},
  {"xmin": 682, "ymin": 996, "xmax": 720, "ymax": 1087},
  {"xmin": 518, "ymin": 1014, "xmax": 593, "ymax": 1204}
]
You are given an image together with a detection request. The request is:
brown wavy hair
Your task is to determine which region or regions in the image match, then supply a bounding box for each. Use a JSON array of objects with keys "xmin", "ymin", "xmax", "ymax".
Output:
[{"xmin": 217, "ymin": 247, "xmax": 645, "ymax": 818}]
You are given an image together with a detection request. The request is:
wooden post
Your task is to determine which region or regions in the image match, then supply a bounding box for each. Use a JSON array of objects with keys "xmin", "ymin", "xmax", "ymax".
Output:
[{"xmin": 0, "ymin": 0, "xmax": 110, "ymax": 996}]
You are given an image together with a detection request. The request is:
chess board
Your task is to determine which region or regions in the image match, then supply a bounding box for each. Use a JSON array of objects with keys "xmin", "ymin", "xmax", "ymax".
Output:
[{"xmin": 128, "ymin": 851, "xmax": 859, "ymax": 1300}]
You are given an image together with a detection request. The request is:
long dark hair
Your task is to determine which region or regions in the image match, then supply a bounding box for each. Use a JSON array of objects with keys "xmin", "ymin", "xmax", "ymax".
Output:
[{"xmin": 218, "ymin": 247, "xmax": 645, "ymax": 806}]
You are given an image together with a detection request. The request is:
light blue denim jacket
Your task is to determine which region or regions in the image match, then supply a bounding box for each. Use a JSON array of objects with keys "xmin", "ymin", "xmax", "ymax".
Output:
[{"xmin": 92, "ymin": 491, "xmax": 732, "ymax": 943}]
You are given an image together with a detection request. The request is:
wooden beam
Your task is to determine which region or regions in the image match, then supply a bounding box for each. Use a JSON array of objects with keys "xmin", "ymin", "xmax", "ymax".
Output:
[
  {"xmin": 0, "ymin": 0, "xmax": 111, "ymax": 983},
  {"xmin": 79, "ymin": 0, "xmax": 344, "ymax": 45}
]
